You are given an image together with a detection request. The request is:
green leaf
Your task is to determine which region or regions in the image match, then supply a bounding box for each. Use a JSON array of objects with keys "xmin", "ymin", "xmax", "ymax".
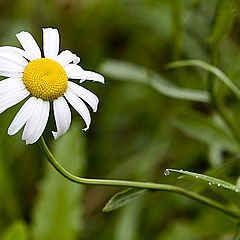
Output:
[
  {"xmin": 100, "ymin": 60, "xmax": 209, "ymax": 102},
  {"xmin": 1, "ymin": 221, "xmax": 28, "ymax": 240},
  {"xmin": 166, "ymin": 59, "xmax": 240, "ymax": 99},
  {"xmin": 174, "ymin": 112, "xmax": 240, "ymax": 154},
  {"xmin": 113, "ymin": 201, "xmax": 142, "ymax": 240},
  {"xmin": 103, "ymin": 188, "xmax": 151, "ymax": 212},
  {"xmin": 209, "ymin": 0, "xmax": 235, "ymax": 47},
  {"xmin": 170, "ymin": 0, "xmax": 182, "ymax": 58},
  {"xmin": 31, "ymin": 124, "xmax": 86, "ymax": 240},
  {"xmin": 0, "ymin": 143, "xmax": 21, "ymax": 220},
  {"xmin": 167, "ymin": 169, "xmax": 240, "ymax": 193}
]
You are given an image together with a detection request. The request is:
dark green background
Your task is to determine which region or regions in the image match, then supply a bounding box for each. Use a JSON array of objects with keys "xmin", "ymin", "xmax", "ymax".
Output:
[{"xmin": 0, "ymin": 0, "xmax": 240, "ymax": 239}]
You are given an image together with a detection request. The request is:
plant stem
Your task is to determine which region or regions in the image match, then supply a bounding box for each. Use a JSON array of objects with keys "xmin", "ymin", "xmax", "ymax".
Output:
[
  {"xmin": 170, "ymin": 0, "xmax": 182, "ymax": 59},
  {"xmin": 39, "ymin": 136, "xmax": 240, "ymax": 220},
  {"xmin": 208, "ymin": 47, "xmax": 240, "ymax": 143}
]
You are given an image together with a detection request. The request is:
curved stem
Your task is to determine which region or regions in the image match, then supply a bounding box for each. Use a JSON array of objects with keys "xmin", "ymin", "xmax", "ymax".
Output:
[
  {"xmin": 39, "ymin": 136, "xmax": 240, "ymax": 220},
  {"xmin": 207, "ymin": 49, "xmax": 240, "ymax": 143}
]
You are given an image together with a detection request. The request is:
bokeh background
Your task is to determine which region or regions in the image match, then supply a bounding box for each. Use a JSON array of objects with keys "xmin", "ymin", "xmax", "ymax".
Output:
[{"xmin": 0, "ymin": 0, "xmax": 240, "ymax": 239}]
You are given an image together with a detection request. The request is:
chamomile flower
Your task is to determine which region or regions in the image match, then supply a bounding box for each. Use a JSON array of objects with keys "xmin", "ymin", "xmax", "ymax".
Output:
[{"xmin": 0, "ymin": 28, "xmax": 104, "ymax": 144}]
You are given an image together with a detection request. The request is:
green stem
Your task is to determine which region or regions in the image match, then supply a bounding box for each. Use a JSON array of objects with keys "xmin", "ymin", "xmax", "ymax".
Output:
[
  {"xmin": 208, "ymin": 46, "xmax": 240, "ymax": 143},
  {"xmin": 170, "ymin": 0, "xmax": 182, "ymax": 59},
  {"xmin": 39, "ymin": 136, "xmax": 240, "ymax": 221}
]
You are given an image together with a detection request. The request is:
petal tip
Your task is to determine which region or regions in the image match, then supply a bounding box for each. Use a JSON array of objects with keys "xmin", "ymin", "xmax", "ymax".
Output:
[
  {"xmin": 42, "ymin": 27, "xmax": 56, "ymax": 31},
  {"xmin": 73, "ymin": 57, "xmax": 80, "ymax": 64},
  {"xmin": 79, "ymin": 79, "xmax": 85, "ymax": 83},
  {"xmin": 7, "ymin": 129, "xmax": 13, "ymax": 136},
  {"xmin": 82, "ymin": 126, "xmax": 89, "ymax": 131},
  {"xmin": 93, "ymin": 104, "xmax": 98, "ymax": 112},
  {"xmin": 16, "ymin": 30, "xmax": 26, "ymax": 37},
  {"xmin": 97, "ymin": 75, "xmax": 105, "ymax": 84},
  {"xmin": 52, "ymin": 131, "xmax": 59, "ymax": 140}
]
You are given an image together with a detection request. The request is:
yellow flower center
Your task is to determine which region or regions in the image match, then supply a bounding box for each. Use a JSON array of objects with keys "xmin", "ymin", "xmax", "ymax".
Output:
[{"xmin": 23, "ymin": 58, "xmax": 68, "ymax": 101}]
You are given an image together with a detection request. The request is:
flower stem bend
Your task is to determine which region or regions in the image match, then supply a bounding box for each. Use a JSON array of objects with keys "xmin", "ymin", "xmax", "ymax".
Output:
[{"xmin": 38, "ymin": 136, "xmax": 240, "ymax": 220}]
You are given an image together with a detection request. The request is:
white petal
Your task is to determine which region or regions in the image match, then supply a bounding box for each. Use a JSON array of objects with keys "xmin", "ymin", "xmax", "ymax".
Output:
[
  {"xmin": 27, "ymin": 101, "xmax": 49, "ymax": 144},
  {"xmin": 0, "ymin": 46, "xmax": 31, "ymax": 60},
  {"xmin": 52, "ymin": 97, "xmax": 71, "ymax": 139},
  {"xmin": 0, "ymin": 62, "xmax": 25, "ymax": 77},
  {"xmin": 0, "ymin": 71, "xmax": 23, "ymax": 78},
  {"xmin": 64, "ymin": 90, "xmax": 91, "ymax": 131},
  {"xmin": 8, "ymin": 97, "xmax": 36, "ymax": 135},
  {"xmin": 22, "ymin": 99, "xmax": 49, "ymax": 144},
  {"xmin": 0, "ymin": 47, "xmax": 29, "ymax": 66},
  {"xmin": 56, "ymin": 50, "xmax": 80, "ymax": 66},
  {"xmin": 43, "ymin": 28, "xmax": 59, "ymax": 60},
  {"xmin": 16, "ymin": 31, "xmax": 41, "ymax": 61},
  {"xmin": 79, "ymin": 70, "xmax": 105, "ymax": 84},
  {"xmin": 64, "ymin": 64, "xmax": 105, "ymax": 83},
  {"xmin": 0, "ymin": 87, "xmax": 29, "ymax": 114},
  {"xmin": 67, "ymin": 81, "xmax": 99, "ymax": 112},
  {"xmin": 0, "ymin": 50, "xmax": 26, "ymax": 76},
  {"xmin": 0, "ymin": 78, "xmax": 26, "ymax": 98}
]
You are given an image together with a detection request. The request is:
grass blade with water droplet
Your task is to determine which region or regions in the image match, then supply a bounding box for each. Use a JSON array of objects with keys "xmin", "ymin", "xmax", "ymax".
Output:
[{"xmin": 168, "ymin": 169, "xmax": 240, "ymax": 193}]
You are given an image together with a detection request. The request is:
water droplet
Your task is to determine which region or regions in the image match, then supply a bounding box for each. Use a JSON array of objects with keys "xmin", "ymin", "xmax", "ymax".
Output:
[
  {"xmin": 236, "ymin": 189, "xmax": 239, "ymax": 193},
  {"xmin": 208, "ymin": 182, "xmax": 213, "ymax": 186},
  {"xmin": 195, "ymin": 176, "xmax": 199, "ymax": 179},
  {"xmin": 180, "ymin": 169, "xmax": 183, "ymax": 172},
  {"xmin": 164, "ymin": 169, "xmax": 170, "ymax": 176},
  {"xmin": 217, "ymin": 183, "xmax": 221, "ymax": 187}
]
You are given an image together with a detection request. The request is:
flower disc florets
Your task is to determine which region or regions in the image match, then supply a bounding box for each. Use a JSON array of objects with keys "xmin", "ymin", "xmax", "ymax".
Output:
[{"xmin": 23, "ymin": 58, "xmax": 68, "ymax": 101}]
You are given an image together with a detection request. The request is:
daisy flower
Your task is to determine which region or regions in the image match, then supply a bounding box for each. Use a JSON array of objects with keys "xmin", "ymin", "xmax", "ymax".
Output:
[{"xmin": 0, "ymin": 28, "xmax": 104, "ymax": 144}]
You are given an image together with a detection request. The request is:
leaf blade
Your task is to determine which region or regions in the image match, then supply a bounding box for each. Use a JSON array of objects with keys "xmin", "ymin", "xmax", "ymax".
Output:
[
  {"xmin": 167, "ymin": 168, "xmax": 240, "ymax": 193},
  {"xmin": 209, "ymin": 0, "xmax": 235, "ymax": 48},
  {"xmin": 100, "ymin": 59, "xmax": 209, "ymax": 102},
  {"xmin": 174, "ymin": 111, "xmax": 240, "ymax": 154},
  {"xmin": 166, "ymin": 59, "xmax": 240, "ymax": 99},
  {"xmin": 103, "ymin": 188, "xmax": 151, "ymax": 212}
]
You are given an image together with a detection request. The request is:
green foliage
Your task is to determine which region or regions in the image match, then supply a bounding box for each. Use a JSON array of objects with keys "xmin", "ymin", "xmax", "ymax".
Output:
[
  {"xmin": 0, "ymin": 221, "xmax": 28, "ymax": 240},
  {"xmin": 113, "ymin": 201, "xmax": 142, "ymax": 240},
  {"xmin": 167, "ymin": 59, "xmax": 240, "ymax": 99},
  {"xmin": 174, "ymin": 111, "xmax": 239, "ymax": 153},
  {"xmin": 103, "ymin": 188, "xmax": 151, "ymax": 212},
  {"xmin": 209, "ymin": 0, "xmax": 235, "ymax": 48},
  {"xmin": 100, "ymin": 60, "xmax": 209, "ymax": 102},
  {"xmin": 167, "ymin": 169, "xmax": 240, "ymax": 193},
  {"xmin": 1, "ymin": 0, "xmax": 240, "ymax": 239},
  {"xmin": 31, "ymin": 124, "xmax": 86, "ymax": 240}
]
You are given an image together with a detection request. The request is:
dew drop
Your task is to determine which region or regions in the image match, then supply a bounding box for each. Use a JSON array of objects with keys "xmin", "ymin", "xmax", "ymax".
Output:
[
  {"xmin": 180, "ymin": 169, "xmax": 183, "ymax": 173},
  {"xmin": 217, "ymin": 183, "xmax": 221, "ymax": 187},
  {"xmin": 208, "ymin": 182, "xmax": 213, "ymax": 186},
  {"xmin": 236, "ymin": 189, "xmax": 239, "ymax": 193},
  {"xmin": 164, "ymin": 169, "xmax": 170, "ymax": 176},
  {"xmin": 195, "ymin": 176, "xmax": 199, "ymax": 179}
]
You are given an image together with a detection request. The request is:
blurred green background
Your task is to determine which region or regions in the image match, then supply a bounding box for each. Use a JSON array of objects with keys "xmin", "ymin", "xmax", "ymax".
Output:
[{"xmin": 1, "ymin": 0, "xmax": 240, "ymax": 239}]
